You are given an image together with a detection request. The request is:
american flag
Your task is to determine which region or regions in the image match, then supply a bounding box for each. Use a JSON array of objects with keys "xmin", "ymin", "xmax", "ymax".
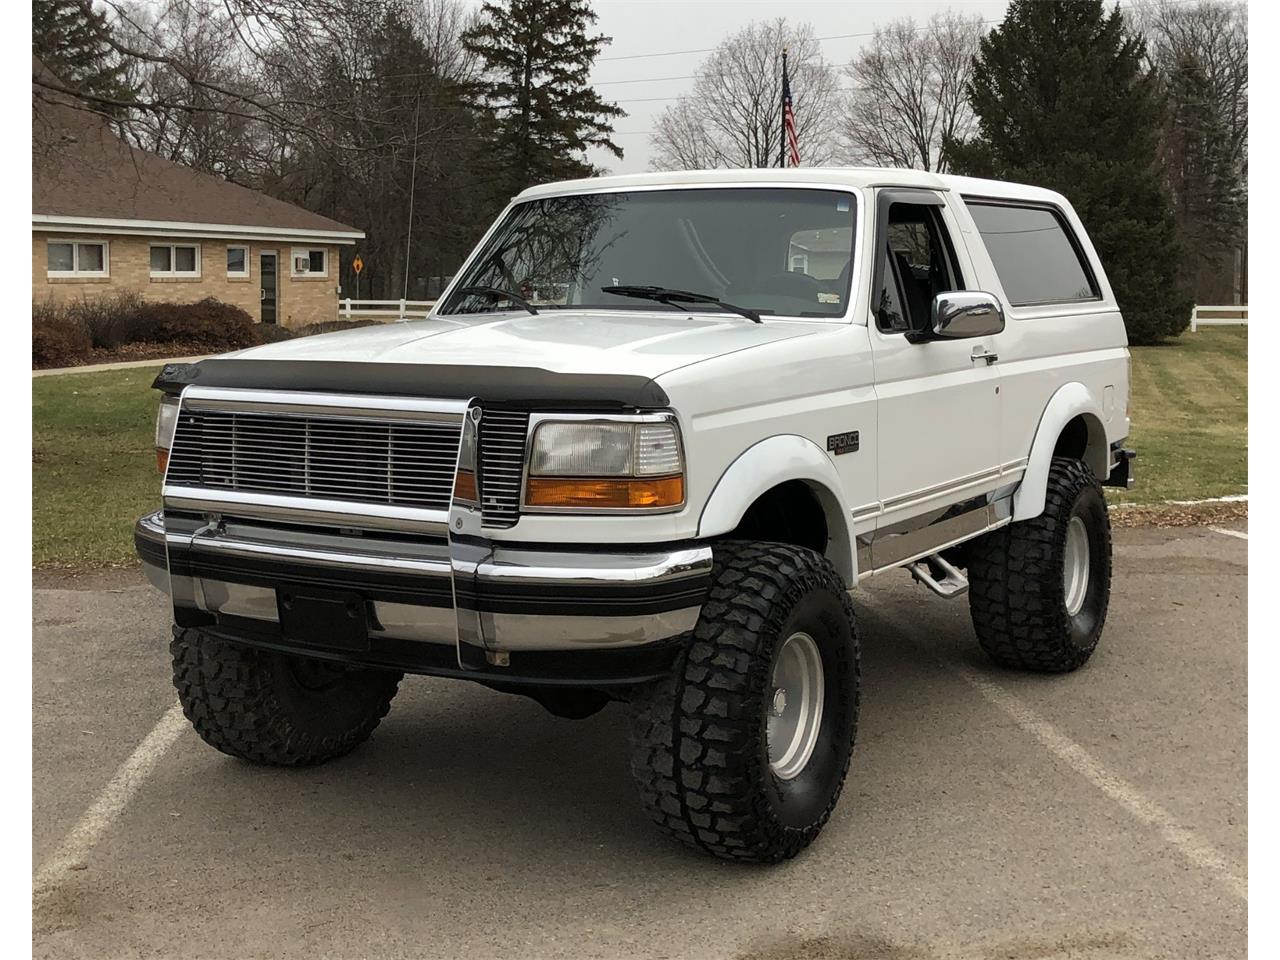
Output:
[{"xmin": 782, "ymin": 50, "xmax": 800, "ymax": 167}]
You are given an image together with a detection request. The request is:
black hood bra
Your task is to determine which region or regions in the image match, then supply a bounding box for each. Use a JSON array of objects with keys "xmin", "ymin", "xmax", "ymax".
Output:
[{"xmin": 151, "ymin": 358, "xmax": 670, "ymax": 411}]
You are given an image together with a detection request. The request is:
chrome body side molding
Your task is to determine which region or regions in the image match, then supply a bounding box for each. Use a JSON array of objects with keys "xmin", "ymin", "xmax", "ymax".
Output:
[{"xmin": 856, "ymin": 491, "xmax": 1014, "ymax": 580}]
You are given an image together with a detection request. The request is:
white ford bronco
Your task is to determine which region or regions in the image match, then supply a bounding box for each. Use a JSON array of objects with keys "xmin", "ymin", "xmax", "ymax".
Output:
[{"xmin": 137, "ymin": 168, "xmax": 1133, "ymax": 863}]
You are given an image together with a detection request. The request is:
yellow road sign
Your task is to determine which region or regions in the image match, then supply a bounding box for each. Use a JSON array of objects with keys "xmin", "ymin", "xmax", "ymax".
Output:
[{"xmin": 352, "ymin": 255, "xmax": 364, "ymax": 274}]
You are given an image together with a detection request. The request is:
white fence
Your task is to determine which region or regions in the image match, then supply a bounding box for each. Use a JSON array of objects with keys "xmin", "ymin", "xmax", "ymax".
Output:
[
  {"xmin": 1190, "ymin": 304, "xmax": 1248, "ymax": 332},
  {"xmin": 339, "ymin": 298, "xmax": 436, "ymax": 321}
]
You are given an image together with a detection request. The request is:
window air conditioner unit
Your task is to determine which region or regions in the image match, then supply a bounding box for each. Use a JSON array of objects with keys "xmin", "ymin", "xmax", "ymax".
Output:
[{"xmin": 294, "ymin": 255, "xmax": 310, "ymax": 274}]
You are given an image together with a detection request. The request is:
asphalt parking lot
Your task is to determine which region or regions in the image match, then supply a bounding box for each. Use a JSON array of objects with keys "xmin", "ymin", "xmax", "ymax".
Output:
[{"xmin": 33, "ymin": 523, "xmax": 1247, "ymax": 960}]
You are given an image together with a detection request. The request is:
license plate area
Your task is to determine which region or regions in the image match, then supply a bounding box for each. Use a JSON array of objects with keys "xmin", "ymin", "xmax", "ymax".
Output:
[{"xmin": 277, "ymin": 588, "xmax": 369, "ymax": 652}]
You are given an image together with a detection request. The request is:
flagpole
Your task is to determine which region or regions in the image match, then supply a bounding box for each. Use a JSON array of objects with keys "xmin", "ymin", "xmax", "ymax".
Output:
[{"xmin": 780, "ymin": 48, "xmax": 787, "ymax": 169}]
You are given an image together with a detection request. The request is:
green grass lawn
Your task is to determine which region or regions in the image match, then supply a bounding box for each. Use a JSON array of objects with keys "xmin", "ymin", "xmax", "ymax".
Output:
[
  {"xmin": 30, "ymin": 330, "xmax": 1247, "ymax": 568},
  {"xmin": 33, "ymin": 366, "xmax": 165, "ymax": 568},
  {"xmin": 1111, "ymin": 326, "xmax": 1247, "ymax": 504}
]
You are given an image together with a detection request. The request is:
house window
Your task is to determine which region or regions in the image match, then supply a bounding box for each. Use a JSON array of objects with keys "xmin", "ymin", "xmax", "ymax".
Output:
[
  {"xmin": 47, "ymin": 240, "xmax": 109, "ymax": 278},
  {"xmin": 291, "ymin": 247, "xmax": 328, "ymax": 278},
  {"xmin": 150, "ymin": 243, "xmax": 201, "ymax": 278},
  {"xmin": 227, "ymin": 245, "xmax": 249, "ymax": 278}
]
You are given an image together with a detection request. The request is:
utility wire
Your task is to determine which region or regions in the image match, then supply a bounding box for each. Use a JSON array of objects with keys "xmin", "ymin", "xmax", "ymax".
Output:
[
  {"xmin": 593, "ymin": 0, "xmax": 1199, "ymax": 66},
  {"xmin": 595, "ymin": 73, "xmax": 697, "ymax": 86},
  {"xmin": 596, "ymin": 22, "xmax": 997, "ymax": 63}
]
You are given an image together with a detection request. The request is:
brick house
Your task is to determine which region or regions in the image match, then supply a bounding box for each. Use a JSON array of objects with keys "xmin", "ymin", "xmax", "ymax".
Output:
[{"xmin": 32, "ymin": 95, "xmax": 363, "ymax": 328}]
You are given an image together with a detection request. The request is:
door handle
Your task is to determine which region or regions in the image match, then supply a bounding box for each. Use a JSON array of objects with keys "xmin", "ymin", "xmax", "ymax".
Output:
[
  {"xmin": 971, "ymin": 346, "xmax": 998, "ymax": 366},
  {"xmin": 260, "ymin": 289, "xmax": 266, "ymax": 301}
]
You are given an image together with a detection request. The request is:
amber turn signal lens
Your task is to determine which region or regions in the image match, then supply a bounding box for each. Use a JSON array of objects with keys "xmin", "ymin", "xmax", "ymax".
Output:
[
  {"xmin": 525, "ymin": 475, "xmax": 684, "ymax": 509},
  {"xmin": 156, "ymin": 447, "xmax": 169, "ymax": 474},
  {"xmin": 453, "ymin": 468, "xmax": 478, "ymax": 503}
]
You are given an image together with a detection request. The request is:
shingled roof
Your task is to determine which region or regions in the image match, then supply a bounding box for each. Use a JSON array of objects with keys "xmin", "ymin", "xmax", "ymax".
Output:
[{"xmin": 32, "ymin": 76, "xmax": 361, "ymax": 240}]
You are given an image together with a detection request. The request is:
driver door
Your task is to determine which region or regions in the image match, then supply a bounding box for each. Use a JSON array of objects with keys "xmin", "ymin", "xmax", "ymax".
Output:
[{"xmin": 868, "ymin": 190, "xmax": 1002, "ymax": 533}]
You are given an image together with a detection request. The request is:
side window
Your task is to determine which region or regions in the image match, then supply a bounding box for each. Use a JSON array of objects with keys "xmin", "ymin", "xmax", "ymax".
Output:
[
  {"xmin": 874, "ymin": 203, "xmax": 963, "ymax": 334},
  {"xmin": 965, "ymin": 201, "xmax": 1099, "ymax": 305}
]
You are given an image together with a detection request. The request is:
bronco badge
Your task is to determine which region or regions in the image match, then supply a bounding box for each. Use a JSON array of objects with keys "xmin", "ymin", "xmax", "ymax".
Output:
[{"xmin": 827, "ymin": 430, "xmax": 860, "ymax": 455}]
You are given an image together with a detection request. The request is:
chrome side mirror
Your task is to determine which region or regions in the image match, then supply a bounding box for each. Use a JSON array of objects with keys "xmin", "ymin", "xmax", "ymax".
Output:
[{"xmin": 926, "ymin": 291, "xmax": 1005, "ymax": 340}]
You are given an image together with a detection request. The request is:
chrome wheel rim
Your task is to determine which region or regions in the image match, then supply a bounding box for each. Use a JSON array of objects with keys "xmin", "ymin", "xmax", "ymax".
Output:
[
  {"xmin": 767, "ymin": 631, "xmax": 825, "ymax": 780},
  {"xmin": 1063, "ymin": 516, "xmax": 1091, "ymax": 617}
]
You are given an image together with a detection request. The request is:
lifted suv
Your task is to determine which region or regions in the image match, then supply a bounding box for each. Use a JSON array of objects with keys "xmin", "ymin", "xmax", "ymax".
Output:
[{"xmin": 137, "ymin": 168, "xmax": 1133, "ymax": 863}]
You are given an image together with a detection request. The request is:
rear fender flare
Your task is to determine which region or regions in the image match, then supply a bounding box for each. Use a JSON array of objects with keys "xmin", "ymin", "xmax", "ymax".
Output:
[{"xmin": 1013, "ymin": 383, "xmax": 1110, "ymax": 521}]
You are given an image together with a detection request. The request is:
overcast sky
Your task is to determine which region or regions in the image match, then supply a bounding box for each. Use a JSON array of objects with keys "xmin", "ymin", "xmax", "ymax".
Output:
[{"xmin": 574, "ymin": 0, "xmax": 1014, "ymax": 174}]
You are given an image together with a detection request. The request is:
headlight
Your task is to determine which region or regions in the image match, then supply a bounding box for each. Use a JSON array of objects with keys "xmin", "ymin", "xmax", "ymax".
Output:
[
  {"xmin": 524, "ymin": 418, "xmax": 685, "ymax": 511},
  {"xmin": 155, "ymin": 396, "xmax": 179, "ymax": 473}
]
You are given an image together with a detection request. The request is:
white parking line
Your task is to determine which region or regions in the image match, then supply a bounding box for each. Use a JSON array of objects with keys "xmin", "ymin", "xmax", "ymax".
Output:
[
  {"xmin": 33, "ymin": 702, "xmax": 187, "ymax": 902},
  {"xmin": 958, "ymin": 667, "xmax": 1247, "ymax": 901},
  {"xmin": 1210, "ymin": 527, "xmax": 1248, "ymax": 541}
]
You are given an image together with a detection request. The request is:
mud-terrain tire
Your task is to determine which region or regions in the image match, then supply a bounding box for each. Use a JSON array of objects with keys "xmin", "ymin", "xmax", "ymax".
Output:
[
  {"xmin": 170, "ymin": 627, "xmax": 402, "ymax": 766},
  {"xmin": 968, "ymin": 456, "xmax": 1112, "ymax": 673},
  {"xmin": 629, "ymin": 541, "xmax": 860, "ymax": 863}
]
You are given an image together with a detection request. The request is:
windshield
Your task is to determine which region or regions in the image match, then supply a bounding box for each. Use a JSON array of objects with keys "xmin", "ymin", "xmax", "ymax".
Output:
[{"xmin": 441, "ymin": 188, "xmax": 857, "ymax": 319}]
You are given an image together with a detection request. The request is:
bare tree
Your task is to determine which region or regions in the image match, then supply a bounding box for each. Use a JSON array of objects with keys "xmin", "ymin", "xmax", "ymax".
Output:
[
  {"xmin": 839, "ymin": 12, "xmax": 984, "ymax": 172},
  {"xmin": 112, "ymin": 1, "xmax": 263, "ymax": 180},
  {"xmin": 1133, "ymin": 0, "xmax": 1247, "ymax": 171},
  {"xmin": 33, "ymin": 0, "xmax": 456, "ymax": 156},
  {"xmin": 650, "ymin": 19, "xmax": 840, "ymax": 170}
]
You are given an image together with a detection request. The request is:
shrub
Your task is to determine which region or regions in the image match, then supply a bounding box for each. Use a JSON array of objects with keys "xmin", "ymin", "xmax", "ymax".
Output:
[
  {"xmin": 136, "ymin": 297, "xmax": 257, "ymax": 349},
  {"xmin": 32, "ymin": 295, "xmax": 262, "ymax": 366},
  {"xmin": 32, "ymin": 302, "xmax": 92, "ymax": 367},
  {"xmin": 67, "ymin": 291, "xmax": 148, "ymax": 349}
]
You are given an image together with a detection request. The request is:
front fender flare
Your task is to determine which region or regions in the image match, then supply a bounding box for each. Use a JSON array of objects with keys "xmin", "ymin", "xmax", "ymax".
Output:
[
  {"xmin": 697, "ymin": 435, "xmax": 857, "ymax": 583},
  {"xmin": 1013, "ymin": 382, "xmax": 1110, "ymax": 521}
]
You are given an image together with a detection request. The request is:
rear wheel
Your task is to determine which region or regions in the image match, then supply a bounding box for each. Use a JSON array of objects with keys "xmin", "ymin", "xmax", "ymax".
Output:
[
  {"xmin": 629, "ymin": 541, "xmax": 860, "ymax": 863},
  {"xmin": 968, "ymin": 457, "xmax": 1112, "ymax": 672},
  {"xmin": 171, "ymin": 627, "xmax": 402, "ymax": 766}
]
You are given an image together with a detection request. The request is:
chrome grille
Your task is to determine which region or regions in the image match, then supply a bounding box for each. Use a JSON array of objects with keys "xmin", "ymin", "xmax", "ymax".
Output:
[
  {"xmin": 167, "ymin": 408, "xmax": 462, "ymax": 511},
  {"xmin": 479, "ymin": 410, "xmax": 529, "ymax": 528}
]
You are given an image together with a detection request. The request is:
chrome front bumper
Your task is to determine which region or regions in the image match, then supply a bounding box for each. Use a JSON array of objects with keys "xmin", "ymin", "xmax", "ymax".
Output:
[{"xmin": 135, "ymin": 510, "xmax": 712, "ymax": 679}]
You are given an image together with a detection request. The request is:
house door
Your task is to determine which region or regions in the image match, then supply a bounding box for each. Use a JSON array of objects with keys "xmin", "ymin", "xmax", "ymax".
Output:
[{"xmin": 260, "ymin": 252, "xmax": 278, "ymax": 323}]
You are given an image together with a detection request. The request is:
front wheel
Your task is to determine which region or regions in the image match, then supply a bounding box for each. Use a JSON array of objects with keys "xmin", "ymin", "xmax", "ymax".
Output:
[
  {"xmin": 968, "ymin": 456, "xmax": 1113, "ymax": 672},
  {"xmin": 171, "ymin": 627, "xmax": 402, "ymax": 766},
  {"xmin": 628, "ymin": 541, "xmax": 860, "ymax": 863}
]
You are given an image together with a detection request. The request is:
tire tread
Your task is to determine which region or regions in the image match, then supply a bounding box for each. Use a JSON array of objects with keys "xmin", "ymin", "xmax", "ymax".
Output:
[
  {"xmin": 170, "ymin": 627, "xmax": 401, "ymax": 766},
  {"xmin": 968, "ymin": 457, "xmax": 1112, "ymax": 673},
  {"xmin": 629, "ymin": 541, "xmax": 859, "ymax": 862}
]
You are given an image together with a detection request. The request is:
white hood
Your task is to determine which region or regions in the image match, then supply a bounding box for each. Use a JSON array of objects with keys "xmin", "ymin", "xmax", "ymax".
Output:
[{"xmin": 231, "ymin": 310, "xmax": 828, "ymax": 381}]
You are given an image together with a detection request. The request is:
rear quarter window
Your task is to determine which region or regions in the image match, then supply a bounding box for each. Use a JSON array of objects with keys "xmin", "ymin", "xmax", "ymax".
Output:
[{"xmin": 964, "ymin": 201, "xmax": 1099, "ymax": 306}]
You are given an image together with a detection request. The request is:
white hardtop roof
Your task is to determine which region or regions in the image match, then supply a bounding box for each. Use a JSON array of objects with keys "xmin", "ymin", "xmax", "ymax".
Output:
[{"xmin": 514, "ymin": 167, "xmax": 1067, "ymax": 206}]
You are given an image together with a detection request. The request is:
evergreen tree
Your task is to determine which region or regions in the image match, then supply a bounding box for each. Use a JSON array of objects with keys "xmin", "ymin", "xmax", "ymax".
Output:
[
  {"xmin": 462, "ymin": 0, "xmax": 623, "ymax": 195},
  {"xmin": 1162, "ymin": 53, "xmax": 1244, "ymax": 295},
  {"xmin": 944, "ymin": 0, "xmax": 1191, "ymax": 343},
  {"xmin": 32, "ymin": 0, "xmax": 133, "ymax": 112}
]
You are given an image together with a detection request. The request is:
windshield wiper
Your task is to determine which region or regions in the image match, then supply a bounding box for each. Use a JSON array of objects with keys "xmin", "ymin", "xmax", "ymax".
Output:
[
  {"xmin": 601, "ymin": 285, "xmax": 763, "ymax": 324},
  {"xmin": 452, "ymin": 285, "xmax": 539, "ymax": 316}
]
